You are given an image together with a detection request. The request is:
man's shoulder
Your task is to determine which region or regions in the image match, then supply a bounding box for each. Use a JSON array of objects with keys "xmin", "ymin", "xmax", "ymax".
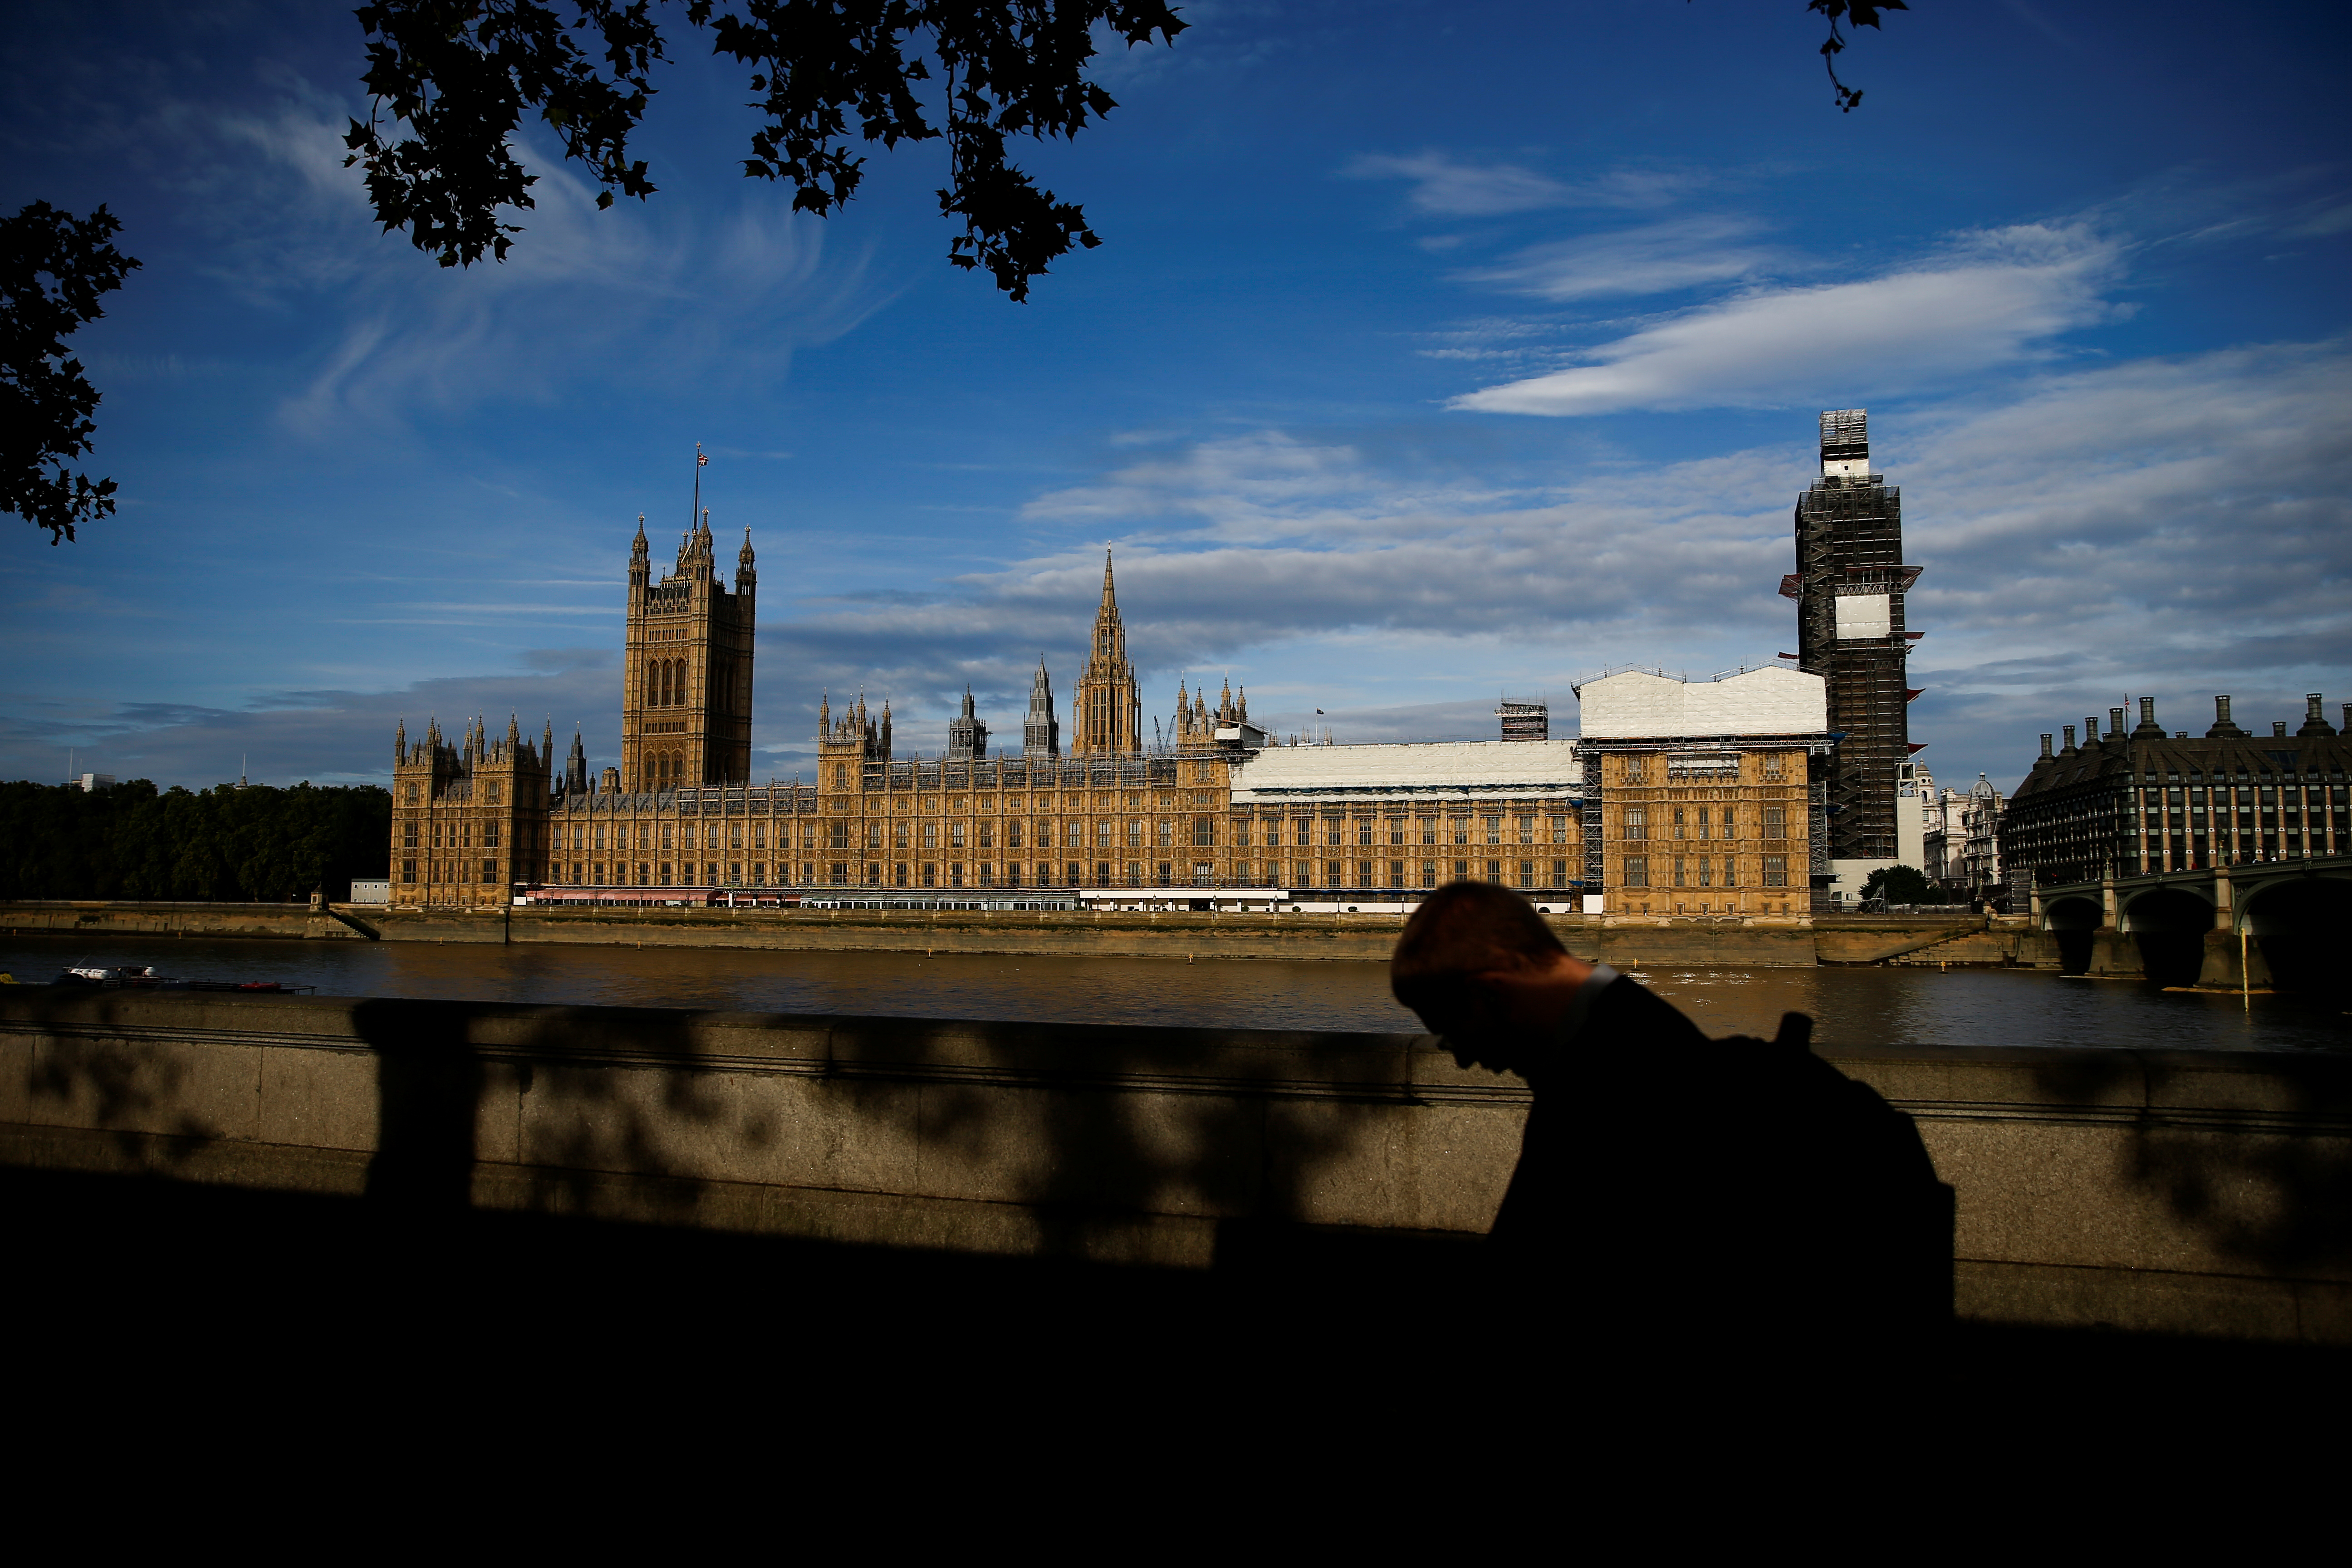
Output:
[{"xmin": 1581, "ymin": 971, "xmax": 1710, "ymax": 1049}]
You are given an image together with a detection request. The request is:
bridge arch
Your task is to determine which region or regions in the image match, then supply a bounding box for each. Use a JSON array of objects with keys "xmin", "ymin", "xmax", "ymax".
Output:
[
  {"xmin": 2042, "ymin": 896, "xmax": 2102, "ymax": 931},
  {"xmin": 2241, "ymin": 876, "xmax": 2352, "ymax": 993},
  {"xmin": 2042, "ymin": 894, "xmax": 2103, "ymax": 974},
  {"xmin": 2120, "ymin": 886, "xmax": 2215, "ymax": 988}
]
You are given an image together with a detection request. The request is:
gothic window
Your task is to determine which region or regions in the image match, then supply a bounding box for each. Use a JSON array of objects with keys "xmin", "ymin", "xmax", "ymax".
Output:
[
  {"xmin": 485, "ymin": 823, "xmax": 500, "ymax": 848},
  {"xmin": 402, "ymin": 822, "xmax": 418, "ymax": 848},
  {"xmin": 661, "ymin": 823, "xmax": 675, "ymax": 850},
  {"xmin": 1007, "ymin": 823, "xmax": 1022, "ymax": 848}
]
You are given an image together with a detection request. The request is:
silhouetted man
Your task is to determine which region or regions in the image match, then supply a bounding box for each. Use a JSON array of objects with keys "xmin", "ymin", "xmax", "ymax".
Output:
[{"xmin": 1391, "ymin": 882, "xmax": 1950, "ymax": 1339}]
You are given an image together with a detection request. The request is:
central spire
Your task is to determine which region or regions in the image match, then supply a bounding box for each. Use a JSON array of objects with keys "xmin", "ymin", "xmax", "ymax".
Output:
[{"xmin": 1073, "ymin": 549, "xmax": 1141, "ymax": 755}]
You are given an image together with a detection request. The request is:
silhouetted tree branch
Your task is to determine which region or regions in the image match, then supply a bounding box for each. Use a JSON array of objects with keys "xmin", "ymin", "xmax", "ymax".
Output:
[
  {"xmin": 343, "ymin": 0, "xmax": 1186, "ymax": 302},
  {"xmin": 2, "ymin": 202, "xmax": 142, "ymax": 545},
  {"xmin": 1808, "ymin": 0, "xmax": 1907, "ymax": 113}
]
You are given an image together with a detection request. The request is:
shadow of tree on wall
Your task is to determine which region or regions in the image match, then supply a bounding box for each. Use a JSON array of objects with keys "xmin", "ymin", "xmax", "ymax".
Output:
[
  {"xmin": 328, "ymin": 991, "xmax": 1488, "ymax": 1289},
  {"xmin": 2028, "ymin": 1051, "xmax": 2352, "ymax": 1281}
]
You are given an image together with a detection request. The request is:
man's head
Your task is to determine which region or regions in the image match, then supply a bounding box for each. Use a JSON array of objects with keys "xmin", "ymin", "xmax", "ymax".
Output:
[{"xmin": 1391, "ymin": 882, "xmax": 1589, "ymax": 1074}]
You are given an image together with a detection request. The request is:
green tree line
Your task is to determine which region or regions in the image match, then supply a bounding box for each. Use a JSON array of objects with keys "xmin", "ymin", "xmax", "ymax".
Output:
[{"xmin": 0, "ymin": 779, "xmax": 390, "ymax": 902}]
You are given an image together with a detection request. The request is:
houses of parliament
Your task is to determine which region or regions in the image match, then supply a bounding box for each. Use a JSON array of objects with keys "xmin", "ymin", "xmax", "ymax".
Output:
[{"xmin": 386, "ymin": 517, "xmax": 1263, "ymax": 907}]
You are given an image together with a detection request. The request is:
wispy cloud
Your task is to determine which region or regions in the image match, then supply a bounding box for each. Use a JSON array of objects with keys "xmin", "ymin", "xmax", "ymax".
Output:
[
  {"xmin": 1454, "ymin": 224, "xmax": 2125, "ymax": 415},
  {"xmin": 1456, "ymin": 216, "xmax": 1780, "ymax": 301},
  {"xmin": 1343, "ymin": 152, "xmax": 1706, "ymax": 217}
]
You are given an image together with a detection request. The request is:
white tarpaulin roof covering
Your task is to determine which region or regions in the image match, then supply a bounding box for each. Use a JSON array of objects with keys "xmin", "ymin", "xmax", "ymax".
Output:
[
  {"xmin": 1230, "ymin": 739, "xmax": 1581, "ymax": 802},
  {"xmin": 1571, "ymin": 666, "xmax": 1827, "ymax": 740}
]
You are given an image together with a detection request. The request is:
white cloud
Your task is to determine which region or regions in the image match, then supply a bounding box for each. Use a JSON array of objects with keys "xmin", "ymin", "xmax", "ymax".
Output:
[
  {"xmin": 125, "ymin": 88, "xmax": 893, "ymax": 434},
  {"xmin": 1457, "ymin": 216, "xmax": 1779, "ymax": 301},
  {"xmin": 1343, "ymin": 152, "xmax": 1704, "ymax": 217},
  {"xmin": 1453, "ymin": 223, "xmax": 2125, "ymax": 415}
]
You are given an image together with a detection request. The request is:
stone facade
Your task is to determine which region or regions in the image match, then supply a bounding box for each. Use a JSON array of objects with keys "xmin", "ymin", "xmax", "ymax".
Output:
[
  {"xmin": 1226, "ymin": 740, "xmax": 1583, "ymax": 896},
  {"xmin": 1571, "ymin": 668, "xmax": 1833, "ymax": 916},
  {"xmin": 389, "ymin": 716, "xmax": 554, "ymax": 908},
  {"xmin": 622, "ymin": 512, "xmax": 756, "ymax": 791}
]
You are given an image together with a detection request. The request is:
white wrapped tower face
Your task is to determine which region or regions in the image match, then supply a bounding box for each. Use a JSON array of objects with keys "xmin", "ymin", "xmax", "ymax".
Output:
[
  {"xmin": 1573, "ymin": 666, "xmax": 1827, "ymax": 739},
  {"xmin": 1835, "ymin": 593, "xmax": 1891, "ymax": 639}
]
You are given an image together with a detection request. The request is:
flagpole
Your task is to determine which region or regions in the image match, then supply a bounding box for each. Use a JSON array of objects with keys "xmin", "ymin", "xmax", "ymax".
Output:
[{"xmin": 692, "ymin": 442, "xmax": 701, "ymax": 533}]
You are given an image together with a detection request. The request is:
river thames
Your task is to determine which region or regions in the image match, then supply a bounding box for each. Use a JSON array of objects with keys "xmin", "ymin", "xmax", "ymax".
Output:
[{"xmin": 4, "ymin": 933, "xmax": 2344, "ymax": 1052}]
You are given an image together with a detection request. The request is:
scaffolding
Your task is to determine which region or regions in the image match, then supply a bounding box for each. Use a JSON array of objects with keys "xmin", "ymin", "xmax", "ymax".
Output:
[
  {"xmin": 1791, "ymin": 408, "xmax": 1916, "ymax": 863},
  {"xmin": 1496, "ymin": 701, "xmax": 1549, "ymax": 743}
]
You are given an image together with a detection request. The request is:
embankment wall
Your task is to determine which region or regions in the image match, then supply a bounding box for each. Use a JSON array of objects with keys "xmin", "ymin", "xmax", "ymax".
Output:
[
  {"xmin": 1, "ymin": 989, "xmax": 2340, "ymax": 1343},
  {"xmin": 1, "ymin": 901, "xmax": 2062, "ymax": 970}
]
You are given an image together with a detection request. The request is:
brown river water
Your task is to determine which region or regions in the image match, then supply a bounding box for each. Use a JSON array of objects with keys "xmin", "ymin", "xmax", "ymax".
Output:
[{"xmin": 4, "ymin": 934, "xmax": 2345, "ymax": 1053}]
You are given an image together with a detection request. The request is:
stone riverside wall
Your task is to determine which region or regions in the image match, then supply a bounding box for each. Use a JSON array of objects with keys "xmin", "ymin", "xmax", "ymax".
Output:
[
  {"xmin": 0, "ymin": 901, "xmax": 2062, "ymax": 970},
  {"xmin": 1, "ymin": 990, "xmax": 2341, "ymax": 1343}
]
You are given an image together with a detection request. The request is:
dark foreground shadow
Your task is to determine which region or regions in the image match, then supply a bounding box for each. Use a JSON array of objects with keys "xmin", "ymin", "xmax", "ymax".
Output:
[{"xmin": 17, "ymin": 1165, "xmax": 2346, "ymax": 1431}]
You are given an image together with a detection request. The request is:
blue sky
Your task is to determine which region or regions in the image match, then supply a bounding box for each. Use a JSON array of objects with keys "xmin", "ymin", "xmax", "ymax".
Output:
[{"xmin": 5, "ymin": 0, "xmax": 2347, "ymax": 798}]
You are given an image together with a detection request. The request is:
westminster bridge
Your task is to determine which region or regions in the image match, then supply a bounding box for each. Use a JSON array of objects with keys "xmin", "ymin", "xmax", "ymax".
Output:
[{"xmin": 2031, "ymin": 852, "xmax": 2352, "ymax": 990}]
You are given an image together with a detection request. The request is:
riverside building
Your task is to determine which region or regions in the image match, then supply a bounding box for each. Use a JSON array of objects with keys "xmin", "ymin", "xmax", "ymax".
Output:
[
  {"xmin": 1570, "ymin": 666, "xmax": 1834, "ymax": 916},
  {"xmin": 391, "ymin": 499, "xmax": 1603, "ymax": 909},
  {"xmin": 1998, "ymin": 695, "xmax": 2352, "ymax": 902}
]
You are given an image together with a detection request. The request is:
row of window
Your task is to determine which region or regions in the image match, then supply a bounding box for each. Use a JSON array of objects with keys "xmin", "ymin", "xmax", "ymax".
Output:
[
  {"xmin": 402, "ymin": 822, "xmax": 500, "ymax": 848},
  {"xmin": 1621, "ymin": 855, "xmax": 1791, "ymax": 888},
  {"xmin": 535, "ymin": 859, "xmax": 1582, "ymax": 891},
  {"xmin": 538, "ymin": 814, "xmax": 1581, "ymax": 853},
  {"xmin": 1621, "ymin": 806, "xmax": 1787, "ymax": 841},
  {"xmin": 400, "ymin": 859, "xmax": 501, "ymax": 884},
  {"xmin": 1617, "ymin": 755, "xmax": 1790, "ymax": 784}
]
